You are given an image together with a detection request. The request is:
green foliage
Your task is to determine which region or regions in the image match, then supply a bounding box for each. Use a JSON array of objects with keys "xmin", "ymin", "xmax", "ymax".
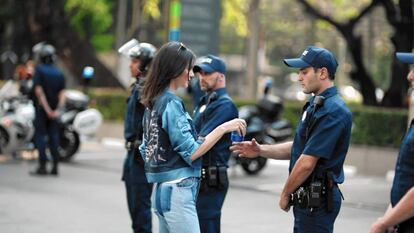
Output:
[
  {"xmin": 91, "ymin": 34, "xmax": 114, "ymax": 52},
  {"xmin": 222, "ymin": 0, "xmax": 248, "ymax": 37},
  {"xmin": 307, "ymin": 0, "xmax": 373, "ymax": 21},
  {"xmin": 89, "ymin": 89, "xmax": 128, "ymax": 121},
  {"xmin": 65, "ymin": 0, "xmax": 114, "ymax": 52},
  {"xmin": 143, "ymin": 0, "xmax": 161, "ymax": 19},
  {"xmin": 220, "ymin": 0, "xmax": 249, "ymax": 54},
  {"xmin": 219, "ymin": 0, "xmax": 395, "ymax": 97},
  {"xmin": 282, "ymin": 101, "xmax": 304, "ymax": 131},
  {"xmin": 350, "ymin": 106, "xmax": 407, "ymax": 147}
]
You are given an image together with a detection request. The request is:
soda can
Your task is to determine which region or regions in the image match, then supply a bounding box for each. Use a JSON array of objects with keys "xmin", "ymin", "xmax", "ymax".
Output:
[{"xmin": 231, "ymin": 131, "xmax": 244, "ymax": 142}]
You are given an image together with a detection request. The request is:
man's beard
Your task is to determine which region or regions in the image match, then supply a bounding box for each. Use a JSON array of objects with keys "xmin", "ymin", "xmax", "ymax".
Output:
[{"xmin": 201, "ymin": 86, "xmax": 214, "ymax": 93}]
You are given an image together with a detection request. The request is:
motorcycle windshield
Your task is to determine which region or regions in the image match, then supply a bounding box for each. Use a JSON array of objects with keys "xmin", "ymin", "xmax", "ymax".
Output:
[{"xmin": 0, "ymin": 80, "xmax": 20, "ymax": 99}]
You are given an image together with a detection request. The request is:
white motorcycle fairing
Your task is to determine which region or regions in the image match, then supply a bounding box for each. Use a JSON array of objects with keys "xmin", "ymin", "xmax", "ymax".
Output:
[{"xmin": 72, "ymin": 108, "xmax": 103, "ymax": 136}]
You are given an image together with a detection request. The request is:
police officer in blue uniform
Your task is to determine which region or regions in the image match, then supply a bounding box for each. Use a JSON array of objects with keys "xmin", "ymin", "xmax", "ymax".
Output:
[
  {"xmin": 192, "ymin": 55, "xmax": 238, "ymax": 233},
  {"xmin": 120, "ymin": 40, "xmax": 156, "ymax": 233},
  {"xmin": 370, "ymin": 52, "xmax": 414, "ymax": 233},
  {"xmin": 231, "ymin": 46, "xmax": 352, "ymax": 233},
  {"xmin": 31, "ymin": 42, "xmax": 65, "ymax": 176}
]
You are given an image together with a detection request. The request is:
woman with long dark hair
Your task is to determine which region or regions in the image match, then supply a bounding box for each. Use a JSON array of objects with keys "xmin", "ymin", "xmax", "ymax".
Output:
[{"xmin": 140, "ymin": 41, "xmax": 246, "ymax": 233}]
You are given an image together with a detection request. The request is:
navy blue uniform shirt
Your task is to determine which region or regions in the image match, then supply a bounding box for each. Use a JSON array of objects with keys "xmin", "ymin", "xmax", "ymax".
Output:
[
  {"xmin": 193, "ymin": 88, "xmax": 238, "ymax": 167},
  {"xmin": 290, "ymin": 86, "xmax": 352, "ymax": 184},
  {"xmin": 391, "ymin": 120, "xmax": 414, "ymax": 206},
  {"xmin": 124, "ymin": 82, "xmax": 145, "ymax": 141},
  {"xmin": 33, "ymin": 64, "xmax": 65, "ymax": 109}
]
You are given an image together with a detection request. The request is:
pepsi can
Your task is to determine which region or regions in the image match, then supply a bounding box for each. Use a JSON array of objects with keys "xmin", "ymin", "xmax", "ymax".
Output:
[{"xmin": 231, "ymin": 131, "xmax": 244, "ymax": 142}]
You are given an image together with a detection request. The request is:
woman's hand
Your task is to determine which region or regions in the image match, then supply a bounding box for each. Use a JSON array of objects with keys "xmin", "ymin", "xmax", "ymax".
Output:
[{"xmin": 220, "ymin": 118, "xmax": 247, "ymax": 136}]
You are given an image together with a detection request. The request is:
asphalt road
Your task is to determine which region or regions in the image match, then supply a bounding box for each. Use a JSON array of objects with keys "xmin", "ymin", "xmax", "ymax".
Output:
[{"xmin": 0, "ymin": 140, "xmax": 390, "ymax": 233}]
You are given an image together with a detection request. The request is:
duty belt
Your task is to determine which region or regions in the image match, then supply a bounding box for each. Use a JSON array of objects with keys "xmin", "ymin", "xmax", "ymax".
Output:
[{"xmin": 125, "ymin": 139, "xmax": 142, "ymax": 151}]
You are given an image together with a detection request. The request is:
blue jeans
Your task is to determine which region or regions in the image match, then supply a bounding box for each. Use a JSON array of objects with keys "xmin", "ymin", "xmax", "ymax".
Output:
[
  {"xmin": 293, "ymin": 188, "xmax": 342, "ymax": 233},
  {"xmin": 152, "ymin": 177, "xmax": 200, "ymax": 233}
]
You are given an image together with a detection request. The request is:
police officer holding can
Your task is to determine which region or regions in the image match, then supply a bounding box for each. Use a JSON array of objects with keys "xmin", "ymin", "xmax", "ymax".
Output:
[
  {"xmin": 119, "ymin": 40, "xmax": 156, "ymax": 233},
  {"xmin": 192, "ymin": 55, "xmax": 238, "ymax": 233},
  {"xmin": 231, "ymin": 46, "xmax": 352, "ymax": 233}
]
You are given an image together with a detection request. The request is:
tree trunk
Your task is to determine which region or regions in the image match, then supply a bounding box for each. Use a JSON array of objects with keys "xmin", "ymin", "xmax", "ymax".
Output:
[
  {"xmin": 11, "ymin": 0, "xmax": 121, "ymax": 87},
  {"xmin": 115, "ymin": 0, "xmax": 128, "ymax": 48},
  {"xmin": 246, "ymin": 0, "xmax": 260, "ymax": 100},
  {"xmin": 342, "ymin": 30, "xmax": 378, "ymax": 105},
  {"xmin": 128, "ymin": 0, "xmax": 142, "ymax": 39},
  {"xmin": 381, "ymin": 0, "xmax": 413, "ymax": 107},
  {"xmin": 297, "ymin": 0, "xmax": 381, "ymax": 106}
]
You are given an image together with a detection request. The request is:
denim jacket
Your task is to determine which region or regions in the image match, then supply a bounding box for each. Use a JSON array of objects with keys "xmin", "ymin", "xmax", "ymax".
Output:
[{"xmin": 139, "ymin": 89, "xmax": 202, "ymax": 183}]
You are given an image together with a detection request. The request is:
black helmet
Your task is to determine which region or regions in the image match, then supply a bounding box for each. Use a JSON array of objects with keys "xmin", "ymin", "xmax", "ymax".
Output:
[
  {"xmin": 32, "ymin": 42, "xmax": 56, "ymax": 64},
  {"xmin": 128, "ymin": 42, "xmax": 156, "ymax": 74}
]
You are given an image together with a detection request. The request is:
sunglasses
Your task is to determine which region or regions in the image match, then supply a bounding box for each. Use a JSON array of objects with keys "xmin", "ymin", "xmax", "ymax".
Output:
[{"xmin": 177, "ymin": 42, "xmax": 187, "ymax": 53}]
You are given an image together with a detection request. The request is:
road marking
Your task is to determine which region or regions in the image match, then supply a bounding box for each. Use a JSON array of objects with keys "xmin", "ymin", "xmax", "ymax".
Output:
[{"xmin": 101, "ymin": 137, "xmax": 124, "ymax": 148}]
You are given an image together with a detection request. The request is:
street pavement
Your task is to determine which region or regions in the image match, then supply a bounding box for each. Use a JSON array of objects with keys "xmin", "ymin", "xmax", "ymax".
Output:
[{"xmin": 0, "ymin": 138, "xmax": 391, "ymax": 233}]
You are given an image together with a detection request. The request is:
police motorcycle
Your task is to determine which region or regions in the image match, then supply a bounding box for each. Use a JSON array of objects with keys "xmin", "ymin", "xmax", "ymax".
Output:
[
  {"xmin": 0, "ymin": 82, "xmax": 36, "ymax": 156},
  {"xmin": 234, "ymin": 84, "xmax": 292, "ymax": 175},
  {"xmin": 55, "ymin": 66, "xmax": 102, "ymax": 161},
  {"xmin": 57, "ymin": 87, "xmax": 102, "ymax": 161},
  {"xmin": 0, "ymin": 72, "xmax": 102, "ymax": 161}
]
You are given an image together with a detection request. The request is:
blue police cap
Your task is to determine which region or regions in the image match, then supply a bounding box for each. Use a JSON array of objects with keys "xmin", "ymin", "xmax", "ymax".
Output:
[
  {"xmin": 396, "ymin": 52, "xmax": 414, "ymax": 64},
  {"xmin": 193, "ymin": 54, "xmax": 226, "ymax": 74},
  {"xmin": 283, "ymin": 46, "xmax": 338, "ymax": 76}
]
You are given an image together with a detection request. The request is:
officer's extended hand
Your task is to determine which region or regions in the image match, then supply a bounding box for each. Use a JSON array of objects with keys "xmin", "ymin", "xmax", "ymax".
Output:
[
  {"xmin": 279, "ymin": 192, "xmax": 291, "ymax": 212},
  {"xmin": 230, "ymin": 138, "xmax": 260, "ymax": 158}
]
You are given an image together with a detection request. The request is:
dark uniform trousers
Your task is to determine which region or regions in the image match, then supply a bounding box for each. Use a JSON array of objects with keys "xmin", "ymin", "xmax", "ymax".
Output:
[
  {"xmin": 193, "ymin": 89, "xmax": 237, "ymax": 233},
  {"xmin": 398, "ymin": 217, "xmax": 414, "ymax": 233},
  {"xmin": 34, "ymin": 109, "xmax": 60, "ymax": 164},
  {"xmin": 196, "ymin": 173, "xmax": 229, "ymax": 233},
  {"xmin": 123, "ymin": 151, "xmax": 152, "ymax": 233},
  {"xmin": 293, "ymin": 188, "xmax": 341, "ymax": 233}
]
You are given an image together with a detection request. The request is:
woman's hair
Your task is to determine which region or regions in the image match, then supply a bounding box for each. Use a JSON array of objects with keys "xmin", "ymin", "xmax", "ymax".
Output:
[{"xmin": 141, "ymin": 41, "xmax": 196, "ymax": 108}]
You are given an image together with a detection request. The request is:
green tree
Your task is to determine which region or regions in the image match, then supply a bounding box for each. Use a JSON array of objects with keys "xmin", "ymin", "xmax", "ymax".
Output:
[
  {"xmin": 0, "ymin": 0, "xmax": 121, "ymax": 86},
  {"xmin": 220, "ymin": 0, "xmax": 248, "ymax": 54},
  {"xmin": 297, "ymin": 0, "xmax": 413, "ymax": 106},
  {"xmin": 65, "ymin": 0, "xmax": 114, "ymax": 52}
]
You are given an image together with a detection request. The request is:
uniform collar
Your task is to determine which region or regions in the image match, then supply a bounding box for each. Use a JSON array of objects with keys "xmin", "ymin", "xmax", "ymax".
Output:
[
  {"xmin": 212, "ymin": 88, "xmax": 227, "ymax": 97},
  {"xmin": 201, "ymin": 88, "xmax": 227, "ymax": 104},
  {"xmin": 308, "ymin": 86, "xmax": 337, "ymax": 103},
  {"xmin": 318, "ymin": 86, "xmax": 337, "ymax": 99}
]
